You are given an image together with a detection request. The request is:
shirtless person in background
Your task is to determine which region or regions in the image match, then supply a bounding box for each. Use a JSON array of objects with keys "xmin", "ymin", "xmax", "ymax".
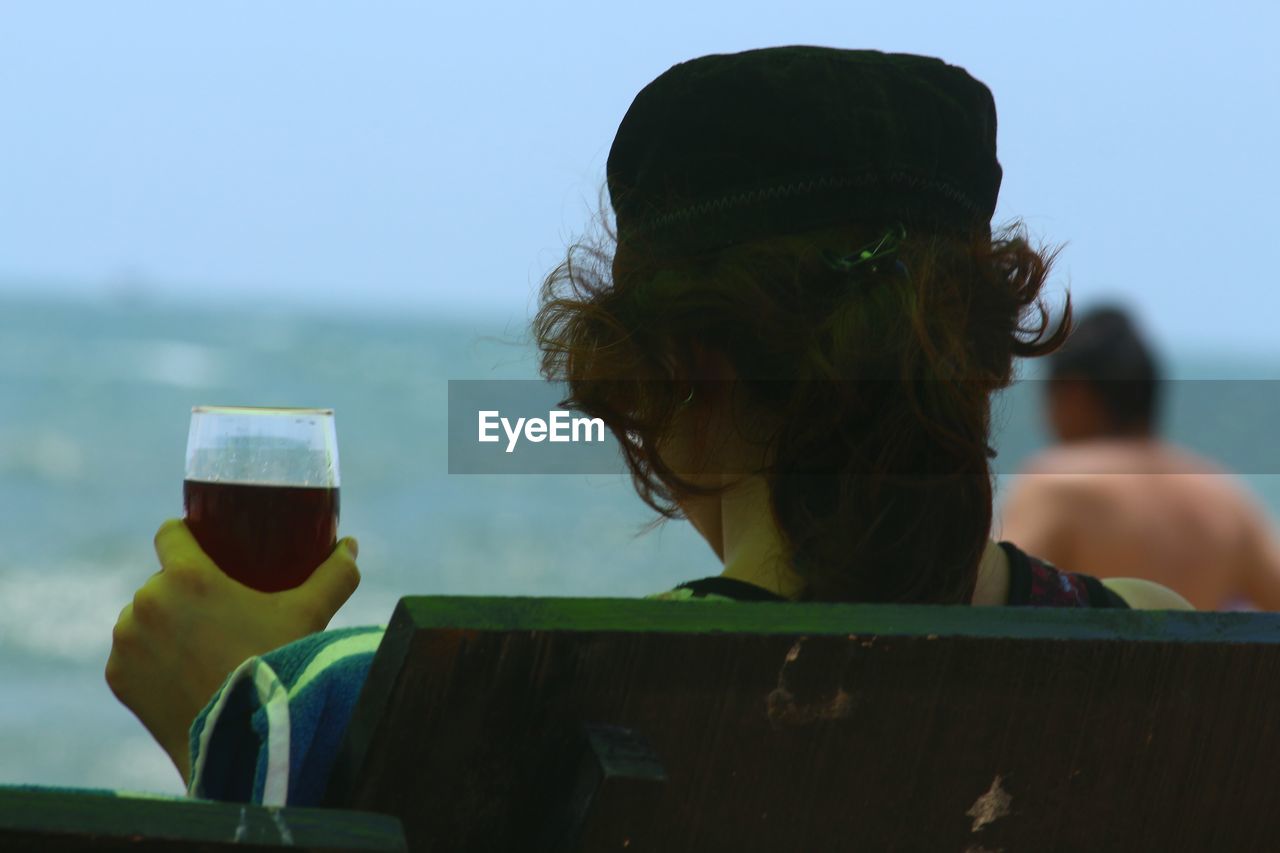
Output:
[{"xmin": 1000, "ymin": 306, "xmax": 1280, "ymax": 610}]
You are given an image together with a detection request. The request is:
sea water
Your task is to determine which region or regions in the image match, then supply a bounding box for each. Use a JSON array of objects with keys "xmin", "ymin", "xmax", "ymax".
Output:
[{"xmin": 1, "ymin": 292, "xmax": 1278, "ymax": 793}]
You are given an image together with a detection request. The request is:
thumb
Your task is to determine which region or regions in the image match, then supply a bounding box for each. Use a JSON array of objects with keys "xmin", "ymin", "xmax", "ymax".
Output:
[{"xmin": 289, "ymin": 537, "xmax": 361, "ymax": 623}]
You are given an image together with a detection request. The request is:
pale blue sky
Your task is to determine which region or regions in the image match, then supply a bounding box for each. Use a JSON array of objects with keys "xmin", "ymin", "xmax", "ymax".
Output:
[{"xmin": 1, "ymin": 1, "xmax": 1277, "ymax": 352}]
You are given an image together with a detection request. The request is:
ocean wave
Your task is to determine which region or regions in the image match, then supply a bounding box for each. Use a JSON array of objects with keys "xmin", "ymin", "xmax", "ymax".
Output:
[
  {"xmin": 0, "ymin": 430, "xmax": 85, "ymax": 482},
  {"xmin": 0, "ymin": 334, "xmax": 227, "ymax": 389},
  {"xmin": 0, "ymin": 563, "xmax": 138, "ymax": 665},
  {"xmin": 127, "ymin": 339, "xmax": 227, "ymax": 388}
]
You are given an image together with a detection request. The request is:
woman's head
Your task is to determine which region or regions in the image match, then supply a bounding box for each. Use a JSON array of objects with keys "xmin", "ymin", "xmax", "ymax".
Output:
[{"xmin": 534, "ymin": 47, "xmax": 1067, "ymax": 603}]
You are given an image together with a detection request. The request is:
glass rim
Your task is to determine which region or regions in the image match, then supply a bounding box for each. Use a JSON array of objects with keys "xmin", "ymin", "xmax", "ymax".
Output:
[{"xmin": 191, "ymin": 405, "xmax": 335, "ymax": 417}]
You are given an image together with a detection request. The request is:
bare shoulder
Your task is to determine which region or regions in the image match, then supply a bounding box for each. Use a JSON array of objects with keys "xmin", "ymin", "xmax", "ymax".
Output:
[
  {"xmin": 1101, "ymin": 578, "xmax": 1196, "ymax": 611},
  {"xmin": 1006, "ymin": 450, "xmax": 1120, "ymax": 509},
  {"xmin": 1000, "ymin": 451, "xmax": 1096, "ymax": 520},
  {"xmin": 999, "ymin": 452, "xmax": 1098, "ymax": 559},
  {"xmin": 1022, "ymin": 440, "xmax": 1227, "ymax": 476},
  {"xmin": 1010, "ymin": 441, "xmax": 1253, "ymax": 508},
  {"xmin": 1016, "ymin": 445, "xmax": 1101, "ymax": 477},
  {"xmin": 1004, "ymin": 449, "xmax": 1101, "ymax": 501}
]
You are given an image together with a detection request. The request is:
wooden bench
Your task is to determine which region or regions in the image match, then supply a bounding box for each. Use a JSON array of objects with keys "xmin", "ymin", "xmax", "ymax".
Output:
[
  {"xmin": 8, "ymin": 598, "xmax": 1279, "ymax": 851},
  {"xmin": 324, "ymin": 597, "xmax": 1280, "ymax": 852}
]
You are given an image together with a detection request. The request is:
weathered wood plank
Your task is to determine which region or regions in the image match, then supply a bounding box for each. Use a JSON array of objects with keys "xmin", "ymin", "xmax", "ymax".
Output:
[
  {"xmin": 538, "ymin": 724, "xmax": 667, "ymax": 852},
  {"xmin": 0, "ymin": 787, "xmax": 407, "ymax": 852},
  {"xmin": 328, "ymin": 597, "xmax": 1280, "ymax": 852},
  {"xmin": 393, "ymin": 595, "xmax": 1280, "ymax": 642}
]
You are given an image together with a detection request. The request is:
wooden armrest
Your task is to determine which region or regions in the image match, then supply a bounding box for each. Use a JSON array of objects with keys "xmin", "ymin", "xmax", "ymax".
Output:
[{"xmin": 0, "ymin": 786, "xmax": 406, "ymax": 852}]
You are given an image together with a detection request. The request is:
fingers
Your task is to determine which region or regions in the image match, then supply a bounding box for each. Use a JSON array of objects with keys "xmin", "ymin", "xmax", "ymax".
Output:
[
  {"xmin": 153, "ymin": 519, "xmax": 222, "ymax": 583},
  {"xmin": 105, "ymin": 594, "xmax": 201, "ymax": 785},
  {"xmin": 105, "ymin": 602, "xmax": 134, "ymax": 698},
  {"xmin": 153, "ymin": 514, "xmax": 218, "ymax": 568},
  {"xmin": 289, "ymin": 537, "xmax": 361, "ymax": 630}
]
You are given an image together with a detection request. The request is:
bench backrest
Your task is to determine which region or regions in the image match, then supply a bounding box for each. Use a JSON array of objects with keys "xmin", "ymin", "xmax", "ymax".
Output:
[{"xmin": 325, "ymin": 597, "xmax": 1280, "ymax": 852}]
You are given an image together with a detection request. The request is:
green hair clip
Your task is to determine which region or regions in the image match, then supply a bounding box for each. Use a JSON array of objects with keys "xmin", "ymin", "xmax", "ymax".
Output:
[{"xmin": 823, "ymin": 223, "xmax": 909, "ymax": 277}]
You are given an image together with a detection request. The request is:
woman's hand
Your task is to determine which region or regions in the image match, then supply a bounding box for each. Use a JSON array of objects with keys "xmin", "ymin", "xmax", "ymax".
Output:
[{"xmin": 105, "ymin": 519, "xmax": 360, "ymax": 785}]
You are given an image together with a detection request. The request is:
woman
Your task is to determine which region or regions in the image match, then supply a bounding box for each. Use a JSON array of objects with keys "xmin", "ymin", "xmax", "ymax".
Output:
[
  {"xmin": 535, "ymin": 46, "xmax": 1189, "ymax": 610},
  {"xmin": 106, "ymin": 46, "xmax": 1189, "ymax": 804}
]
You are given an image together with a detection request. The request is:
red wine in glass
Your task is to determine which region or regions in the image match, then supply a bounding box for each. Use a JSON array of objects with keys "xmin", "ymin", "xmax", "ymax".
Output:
[{"xmin": 184, "ymin": 407, "xmax": 340, "ymax": 592}]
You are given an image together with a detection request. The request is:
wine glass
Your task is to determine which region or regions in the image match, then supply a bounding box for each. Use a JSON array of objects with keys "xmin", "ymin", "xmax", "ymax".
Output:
[{"xmin": 184, "ymin": 406, "xmax": 340, "ymax": 592}]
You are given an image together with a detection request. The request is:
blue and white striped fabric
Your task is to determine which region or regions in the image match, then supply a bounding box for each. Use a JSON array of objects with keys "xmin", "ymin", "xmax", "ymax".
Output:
[
  {"xmin": 186, "ymin": 587, "xmax": 715, "ymax": 806},
  {"xmin": 187, "ymin": 625, "xmax": 385, "ymax": 807}
]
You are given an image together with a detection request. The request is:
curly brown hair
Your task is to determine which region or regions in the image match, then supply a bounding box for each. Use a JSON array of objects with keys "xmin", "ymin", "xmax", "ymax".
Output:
[{"xmin": 534, "ymin": 212, "xmax": 1068, "ymax": 603}]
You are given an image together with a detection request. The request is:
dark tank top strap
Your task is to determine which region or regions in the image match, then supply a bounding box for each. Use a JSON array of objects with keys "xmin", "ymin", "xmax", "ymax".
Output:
[
  {"xmin": 1076, "ymin": 573, "xmax": 1131, "ymax": 609},
  {"xmin": 997, "ymin": 541, "xmax": 1131, "ymax": 609},
  {"xmin": 674, "ymin": 576, "xmax": 788, "ymax": 602},
  {"xmin": 678, "ymin": 549, "xmax": 1131, "ymax": 608},
  {"xmin": 1000, "ymin": 541, "xmax": 1035, "ymax": 605}
]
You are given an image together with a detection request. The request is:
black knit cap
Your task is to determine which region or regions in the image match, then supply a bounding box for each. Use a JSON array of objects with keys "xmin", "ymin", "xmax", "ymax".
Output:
[{"xmin": 607, "ymin": 46, "xmax": 1002, "ymax": 257}]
